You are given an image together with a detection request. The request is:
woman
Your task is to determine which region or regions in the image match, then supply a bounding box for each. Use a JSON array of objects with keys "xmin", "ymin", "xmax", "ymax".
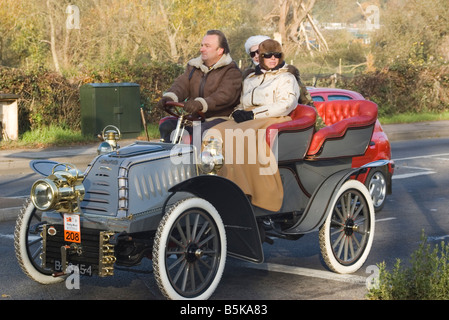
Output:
[
  {"xmin": 244, "ymin": 35, "xmax": 270, "ymax": 66},
  {"xmin": 204, "ymin": 39, "xmax": 300, "ymax": 212}
]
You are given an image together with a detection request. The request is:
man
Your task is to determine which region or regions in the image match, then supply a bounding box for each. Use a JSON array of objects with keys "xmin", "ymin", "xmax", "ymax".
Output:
[{"xmin": 157, "ymin": 30, "xmax": 242, "ymax": 142}]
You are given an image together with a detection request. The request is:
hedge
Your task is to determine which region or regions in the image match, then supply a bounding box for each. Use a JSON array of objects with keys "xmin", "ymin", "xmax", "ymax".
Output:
[
  {"xmin": 1, "ymin": 62, "xmax": 449, "ymax": 135},
  {"xmin": 0, "ymin": 62, "xmax": 184, "ymax": 134}
]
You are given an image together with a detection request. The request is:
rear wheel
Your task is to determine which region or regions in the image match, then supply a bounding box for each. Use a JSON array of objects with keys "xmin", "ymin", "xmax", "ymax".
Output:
[
  {"xmin": 153, "ymin": 197, "xmax": 226, "ymax": 300},
  {"xmin": 319, "ymin": 180, "xmax": 375, "ymax": 274}
]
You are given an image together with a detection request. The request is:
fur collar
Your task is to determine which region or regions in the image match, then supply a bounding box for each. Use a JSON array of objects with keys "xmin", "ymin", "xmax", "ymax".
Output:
[
  {"xmin": 251, "ymin": 61, "xmax": 288, "ymax": 77},
  {"xmin": 254, "ymin": 61, "xmax": 286, "ymax": 75},
  {"xmin": 188, "ymin": 53, "xmax": 233, "ymax": 74}
]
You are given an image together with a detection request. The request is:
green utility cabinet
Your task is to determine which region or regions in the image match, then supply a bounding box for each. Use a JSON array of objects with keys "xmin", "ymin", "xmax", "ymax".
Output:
[{"xmin": 80, "ymin": 83, "xmax": 141, "ymax": 138}]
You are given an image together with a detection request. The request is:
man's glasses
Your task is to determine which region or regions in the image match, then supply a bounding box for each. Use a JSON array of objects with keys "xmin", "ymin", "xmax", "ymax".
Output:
[
  {"xmin": 250, "ymin": 50, "xmax": 259, "ymax": 58},
  {"xmin": 261, "ymin": 52, "xmax": 282, "ymax": 59}
]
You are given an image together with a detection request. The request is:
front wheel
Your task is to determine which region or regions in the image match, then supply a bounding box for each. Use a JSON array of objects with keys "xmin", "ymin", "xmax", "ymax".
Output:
[
  {"xmin": 319, "ymin": 180, "xmax": 375, "ymax": 274},
  {"xmin": 14, "ymin": 199, "xmax": 64, "ymax": 284},
  {"xmin": 153, "ymin": 197, "xmax": 227, "ymax": 300}
]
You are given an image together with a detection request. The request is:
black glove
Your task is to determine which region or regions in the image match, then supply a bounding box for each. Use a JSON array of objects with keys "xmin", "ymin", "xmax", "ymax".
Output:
[
  {"xmin": 184, "ymin": 100, "xmax": 203, "ymax": 113},
  {"xmin": 156, "ymin": 96, "xmax": 173, "ymax": 110},
  {"xmin": 232, "ymin": 110, "xmax": 254, "ymax": 123}
]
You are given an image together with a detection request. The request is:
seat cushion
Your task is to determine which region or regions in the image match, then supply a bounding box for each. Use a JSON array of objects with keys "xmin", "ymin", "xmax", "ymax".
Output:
[{"xmin": 307, "ymin": 100, "xmax": 378, "ymax": 156}]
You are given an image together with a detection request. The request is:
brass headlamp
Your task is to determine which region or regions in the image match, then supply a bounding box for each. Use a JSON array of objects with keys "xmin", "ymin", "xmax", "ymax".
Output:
[
  {"xmin": 30, "ymin": 163, "xmax": 85, "ymax": 213},
  {"xmin": 199, "ymin": 138, "xmax": 224, "ymax": 175},
  {"xmin": 97, "ymin": 125, "xmax": 121, "ymax": 155}
]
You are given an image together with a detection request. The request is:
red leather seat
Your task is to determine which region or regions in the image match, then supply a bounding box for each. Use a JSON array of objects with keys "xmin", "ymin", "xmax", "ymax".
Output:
[
  {"xmin": 307, "ymin": 100, "xmax": 378, "ymax": 157},
  {"xmin": 266, "ymin": 104, "xmax": 317, "ymax": 146}
]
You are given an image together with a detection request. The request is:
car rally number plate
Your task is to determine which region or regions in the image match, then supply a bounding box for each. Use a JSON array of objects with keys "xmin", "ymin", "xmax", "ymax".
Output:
[{"xmin": 63, "ymin": 213, "xmax": 81, "ymax": 243}]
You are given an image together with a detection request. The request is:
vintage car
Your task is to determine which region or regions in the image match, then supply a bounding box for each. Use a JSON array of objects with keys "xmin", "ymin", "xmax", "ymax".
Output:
[
  {"xmin": 308, "ymin": 87, "xmax": 394, "ymax": 211},
  {"xmin": 15, "ymin": 100, "xmax": 384, "ymax": 300}
]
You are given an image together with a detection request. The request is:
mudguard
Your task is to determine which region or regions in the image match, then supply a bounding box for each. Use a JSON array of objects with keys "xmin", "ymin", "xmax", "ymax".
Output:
[
  {"xmin": 168, "ymin": 175, "xmax": 264, "ymax": 263},
  {"xmin": 29, "ymin": 160, "xmax": 61, "ymax": 177},
  {"xmin": 361, "ymin": 159, "xmax": 391, "ymax": 169},
  {"xmin": 283, "ymin": 167, "xmax": 362, "ymax": 235}
]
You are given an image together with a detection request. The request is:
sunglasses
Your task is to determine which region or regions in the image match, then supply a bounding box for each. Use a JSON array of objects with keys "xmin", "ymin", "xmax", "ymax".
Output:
[
  {"xmin": 261, "ymin": 52, "xmax": 282, "ymax": 59},
  {"xmin": 250, "ymin": 50, "xmax": 259, "ymax": 58}
]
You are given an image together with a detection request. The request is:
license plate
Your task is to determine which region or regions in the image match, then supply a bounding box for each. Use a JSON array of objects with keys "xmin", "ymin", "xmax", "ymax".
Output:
[
  {"xmin": 54, "ymin": 261, "xmax": 93, "ymax": 276},
  {"xmin": 63, "ymin": 214, "xmax": 81, "ymax": 243}
]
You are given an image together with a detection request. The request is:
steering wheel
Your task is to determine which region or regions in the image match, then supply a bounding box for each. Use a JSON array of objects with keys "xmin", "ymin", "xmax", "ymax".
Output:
[{"xmin": 164, "ymin": 101, "xmax": 205, "ymax": 122}]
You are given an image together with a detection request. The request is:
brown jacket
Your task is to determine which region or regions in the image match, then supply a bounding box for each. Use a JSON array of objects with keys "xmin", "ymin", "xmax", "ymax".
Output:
[{"xmin": 163, "ymin": 54, "xmax": 242, "ymax": 118}]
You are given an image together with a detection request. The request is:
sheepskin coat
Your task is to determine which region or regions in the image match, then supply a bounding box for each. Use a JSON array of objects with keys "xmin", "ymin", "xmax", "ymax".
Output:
[
  {"xmin": 163, "ymin": 53, "xmax": 242, "ymax": 118},
  {"xmin": 236, "ymin": 64, "xmax": 300, "ymax": 119}
]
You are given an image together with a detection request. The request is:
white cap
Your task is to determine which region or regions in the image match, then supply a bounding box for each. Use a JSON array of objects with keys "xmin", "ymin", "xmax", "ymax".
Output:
[{"xmin": 244, "ymin": 35, "xmax": 270, "ymax": 54}]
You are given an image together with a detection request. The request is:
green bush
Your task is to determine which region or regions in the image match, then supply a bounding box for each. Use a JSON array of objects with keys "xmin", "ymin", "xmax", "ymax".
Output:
[
  {"xmin": 2, "ymin": 57, "xmax": 449, "ymax": 137},
  {"xmin": 325, "ymin": 64, "xmax": 449, "ymax": 117},
  {"xmin": 0, "ymin": 62, "xmax": 184, "ymax": 135},
  {"xmin": 0, "ymin": 67, "xmax": 79, "ymax": 133},
  {"xmin": 367, "ymin": 232, "xmax": 449, "ymax": 300}
]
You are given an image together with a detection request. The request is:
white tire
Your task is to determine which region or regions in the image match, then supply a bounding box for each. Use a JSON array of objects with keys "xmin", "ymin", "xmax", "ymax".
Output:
[
  {"xmin": 153, "ymin": 197, "xmax": 226, "ymax": 300},
  {"xmin": 319, "ymin": 180, "xmax": 375, "ymax": 274},
  {"xmin": 14, "ymin": 200, "xmax": 64, "ymax": 284}
]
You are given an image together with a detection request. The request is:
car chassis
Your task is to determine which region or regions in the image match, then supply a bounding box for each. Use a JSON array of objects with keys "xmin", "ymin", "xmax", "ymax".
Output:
[{"xmin": 15, "ymin": 101, "xmax": 383, "ymax": 300}]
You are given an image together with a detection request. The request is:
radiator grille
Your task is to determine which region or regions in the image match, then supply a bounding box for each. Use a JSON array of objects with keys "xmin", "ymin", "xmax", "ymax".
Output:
[
  {"xmin": 81, "ymin": 169, "xmax": 117, "ymax": 215},
  {"xmin": 42, "ymin": 224, "xmax": 115, "ymax": 277}
]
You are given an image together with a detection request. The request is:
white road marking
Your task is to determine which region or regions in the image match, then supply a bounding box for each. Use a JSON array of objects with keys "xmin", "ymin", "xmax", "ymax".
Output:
[
  {"xmin": 392, "ymin": 159, "xmax": 437, "ymax": 180},
  {"xmin": 392, "ymin": 153, "xmax": 449, "ymax": 179},
  {"xmin": 0, "ymin": 234, "xmax": 14, "ymax": 240},
  {"xmin": 393, "ymin": 153, "xmax": 449, "ymax": 161},
  {"xmin": 243, "ymin": 218, "xmax": 396, "ymax": 284},
  {"xmin": 393, "ymin": 171, "xmax": 436, "ymax": 180},
  {"xmin": 427, "ymin": 235, "xmax": 449, "ymax": 242},
  {"xmin": 376, "ymin": 217, "xmax": 396, "ymax": 222},
  {"xmin": 399, "ymin": 165, "xmax": 434, "ymax": 171},
  {"xmin": 244, "ymin": 262, "xmax": 367, "ymax": 284},
  {"xmin": 0, "ymin": 234, "xmax": 39, "ymax": 241}
]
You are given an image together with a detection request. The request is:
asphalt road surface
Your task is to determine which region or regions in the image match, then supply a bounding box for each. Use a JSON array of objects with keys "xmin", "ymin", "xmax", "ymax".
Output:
[{"xmin": 1, "ymin": 137, "xmax": 449, "ymax": 303}]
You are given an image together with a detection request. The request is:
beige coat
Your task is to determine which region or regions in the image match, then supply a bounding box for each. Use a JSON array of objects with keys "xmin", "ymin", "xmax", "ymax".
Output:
[
  {"xmin": 207, "ymin": 116, "xmax": 291, "ymax": 212},
  {"xmin": 235, "ymin": 65, "xmax": 300, "ymax": 119},
  {"xmin": 205, "ymin": 65, "xmax": 300, "ymax": 212}
]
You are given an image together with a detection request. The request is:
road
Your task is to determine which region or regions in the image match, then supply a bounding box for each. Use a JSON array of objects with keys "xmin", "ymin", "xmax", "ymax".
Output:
[{"xmin": 1, "ymin": 137, "xmax": 449, "ymax": 302}]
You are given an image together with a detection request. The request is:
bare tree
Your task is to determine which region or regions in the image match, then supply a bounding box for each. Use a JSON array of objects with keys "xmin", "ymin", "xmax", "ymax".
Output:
[
  {"xmin": 46, "ymin": 0, "xmax": 61, "ymax": 74},
  {"xmin": 265, "ymin": 0, "xmax": 328, "ymax": 56}
]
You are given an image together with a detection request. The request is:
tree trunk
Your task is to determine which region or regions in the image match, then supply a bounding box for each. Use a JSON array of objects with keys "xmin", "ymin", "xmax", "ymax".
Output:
[
  {"xmin": 159, "ymin": 1, "xmax": 179, "ymax": 61},
  {"xmin": 46, "ymin": 0, "xmax": 61, "ymax": 75}
]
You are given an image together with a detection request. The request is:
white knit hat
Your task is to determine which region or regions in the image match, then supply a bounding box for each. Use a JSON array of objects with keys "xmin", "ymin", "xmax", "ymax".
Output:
[{"xmin": 244, "ymin": 35, "xmax": 271, "ymax": 54}]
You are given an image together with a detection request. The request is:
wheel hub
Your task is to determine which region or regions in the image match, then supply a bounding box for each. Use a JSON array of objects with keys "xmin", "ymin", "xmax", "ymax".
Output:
[
  {"xmin": 344, "ymin": 219, "xmax": 356, "ymax": 236},
  {"xmin": 185, "ymin": 243, "xmax": 201, "ymax": 263}
]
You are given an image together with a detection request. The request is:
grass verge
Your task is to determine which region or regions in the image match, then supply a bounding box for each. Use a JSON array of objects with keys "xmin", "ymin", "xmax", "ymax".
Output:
[
  {"xmin": 379, "ymin": 111, "xmax": 449, "ymax": 124},
  {"xmin": 0, "ymin": 123, "xmax": 160, "ymax": 149}
]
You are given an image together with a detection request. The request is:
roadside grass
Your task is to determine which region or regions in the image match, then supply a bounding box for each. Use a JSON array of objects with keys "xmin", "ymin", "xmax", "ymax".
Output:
[
  {"xmin": 379, "ymin": 111, "xmax": 449, "ymax": 124},
  {"xmin": 1, "ymin": 111, "xmax": 449, "ymax": 149},
  {"xmin": 0, "ymin": 123, "xmax": 160, "ymax": 149}
]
